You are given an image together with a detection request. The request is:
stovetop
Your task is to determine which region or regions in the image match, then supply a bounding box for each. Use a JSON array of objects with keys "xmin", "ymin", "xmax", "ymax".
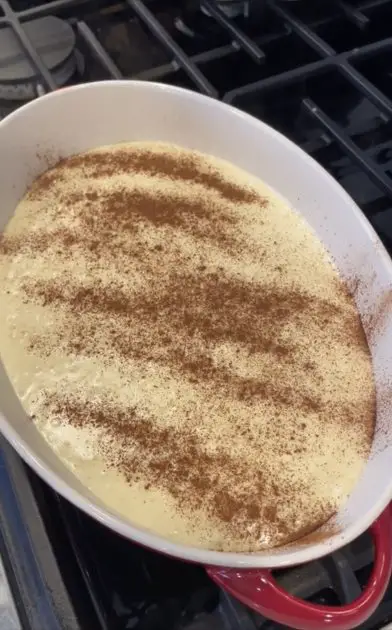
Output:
[{"xmin": 1, "ymin": 0, "xmax": 392, "ymax": 628}]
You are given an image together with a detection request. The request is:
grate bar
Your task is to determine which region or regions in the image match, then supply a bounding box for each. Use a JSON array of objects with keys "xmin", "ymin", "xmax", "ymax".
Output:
[
  {"xmin": 339, "ymin": 61, "xmax": 392, "ymax": 119},
  {"xmin": 134, "ymin": 30, "xmax": 288, "ymax": 83},
  {"xmin": 334, "ymin": 0, "xmax": 370, "ymax": 28},
  {"xmin": 224, "ymin": 57, "xmax": 330, "ymax": 102},
  {"xmin": 0, "ymin": 0, "xmax": 57, "ymax": 91},
  {"xmin": 135, "ymin": 62, "xmax": 179, "ymax": 82},
  {"xmin": 346, "ymin": 35, "xmax": 392, "ymax": 61},
  {"xmin": 362, "ymin": 0, "xmax": 392, "ymax": 8},
  {"xmin": 269, "ymin": 5, "xmax": 392, "ymax": 118},
  {"xmin": 268, "ymin": 1, "xmax": 335, "ymax": 56},
  {"xmin": 135, "ymin": 27, "xmax": 297, "ymax": 85},
  {"xmin": 0, "ymin": 0, "xmax": 84, "ymax": 24},
  {"xmin": 126, "ymin": 0, "xmax": 218, "ymax": 98},
  {"xmin": 77, "ymin": 21, "xmax": 123, "ymax": 80},
  {"xmin": 1, "ymin": 0, "xmax": 387, "ymax": 23},
  {"xmin": 303, "ymin": 98, "xmax": 392, "ymax": 196},
  {"xmin": 201, "ymin": 0, "xmax": 265, "ymax": 63}
]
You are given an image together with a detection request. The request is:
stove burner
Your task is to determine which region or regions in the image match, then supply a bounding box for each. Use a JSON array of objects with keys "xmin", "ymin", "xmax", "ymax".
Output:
[{"xmin": 0, "ymin": 16, "xmax": 83, "ymax": 100}]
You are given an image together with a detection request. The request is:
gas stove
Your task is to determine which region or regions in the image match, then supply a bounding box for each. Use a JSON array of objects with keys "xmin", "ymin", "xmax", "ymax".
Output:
[{"xmin": 1, "ymin": 1, "xmax": 392, "ymax": 629}]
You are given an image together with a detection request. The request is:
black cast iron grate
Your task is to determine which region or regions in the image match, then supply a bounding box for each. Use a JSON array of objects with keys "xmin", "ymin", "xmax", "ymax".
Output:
[{"xmin": 1, "ymin": 1, "xmax": 392, "ymax": 629}]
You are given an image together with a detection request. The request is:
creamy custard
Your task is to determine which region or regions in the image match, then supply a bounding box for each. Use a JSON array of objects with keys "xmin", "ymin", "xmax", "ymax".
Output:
[{"xmin": 0, "ymin": 142, "xmax": 375, "ymax": 551}]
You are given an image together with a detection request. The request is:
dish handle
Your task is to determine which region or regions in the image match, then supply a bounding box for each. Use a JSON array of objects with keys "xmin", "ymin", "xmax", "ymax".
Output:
[{"xmin": 207, "ymin": 506, "xmax": 392, "ymax": 630}]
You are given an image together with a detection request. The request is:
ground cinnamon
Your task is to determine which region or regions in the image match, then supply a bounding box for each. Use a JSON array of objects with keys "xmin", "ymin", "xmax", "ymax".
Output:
[{"xmin": 0, "ymin": 143, "xmax": 376, "ymax": 549}]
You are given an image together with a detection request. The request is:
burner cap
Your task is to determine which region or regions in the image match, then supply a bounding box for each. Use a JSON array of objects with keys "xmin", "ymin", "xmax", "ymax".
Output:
[{"xmin": 0, "ymin": 16, "xmax": 78, "ymax": 100}]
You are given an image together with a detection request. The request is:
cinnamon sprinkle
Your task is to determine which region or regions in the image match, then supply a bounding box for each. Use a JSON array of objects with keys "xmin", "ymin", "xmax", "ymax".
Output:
[
  {"xmin": 22, "ymin": 271, "xmax": 370, "ymax": 421},
  {"xmin": 31, "ymin": 148, "xmax": 263, "ymax": 205},
  {"xmin": 0, "ymin": 141, "xmax": 376, "ymax": 551},
  {"xmin": 41, "ymin": 392, "xmax": 324, "ymax": 543}
]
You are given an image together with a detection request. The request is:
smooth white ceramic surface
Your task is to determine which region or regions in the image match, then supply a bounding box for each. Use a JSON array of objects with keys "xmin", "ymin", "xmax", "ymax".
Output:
[{"xmin": 0, "ymin": 81, "xmax": 391, "ymax": 569}]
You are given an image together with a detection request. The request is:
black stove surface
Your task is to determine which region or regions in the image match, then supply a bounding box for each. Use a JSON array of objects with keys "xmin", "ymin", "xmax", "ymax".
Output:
[{"xmin": 1, "ymin": 1, "xmax": 392, "ymax": 629}]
